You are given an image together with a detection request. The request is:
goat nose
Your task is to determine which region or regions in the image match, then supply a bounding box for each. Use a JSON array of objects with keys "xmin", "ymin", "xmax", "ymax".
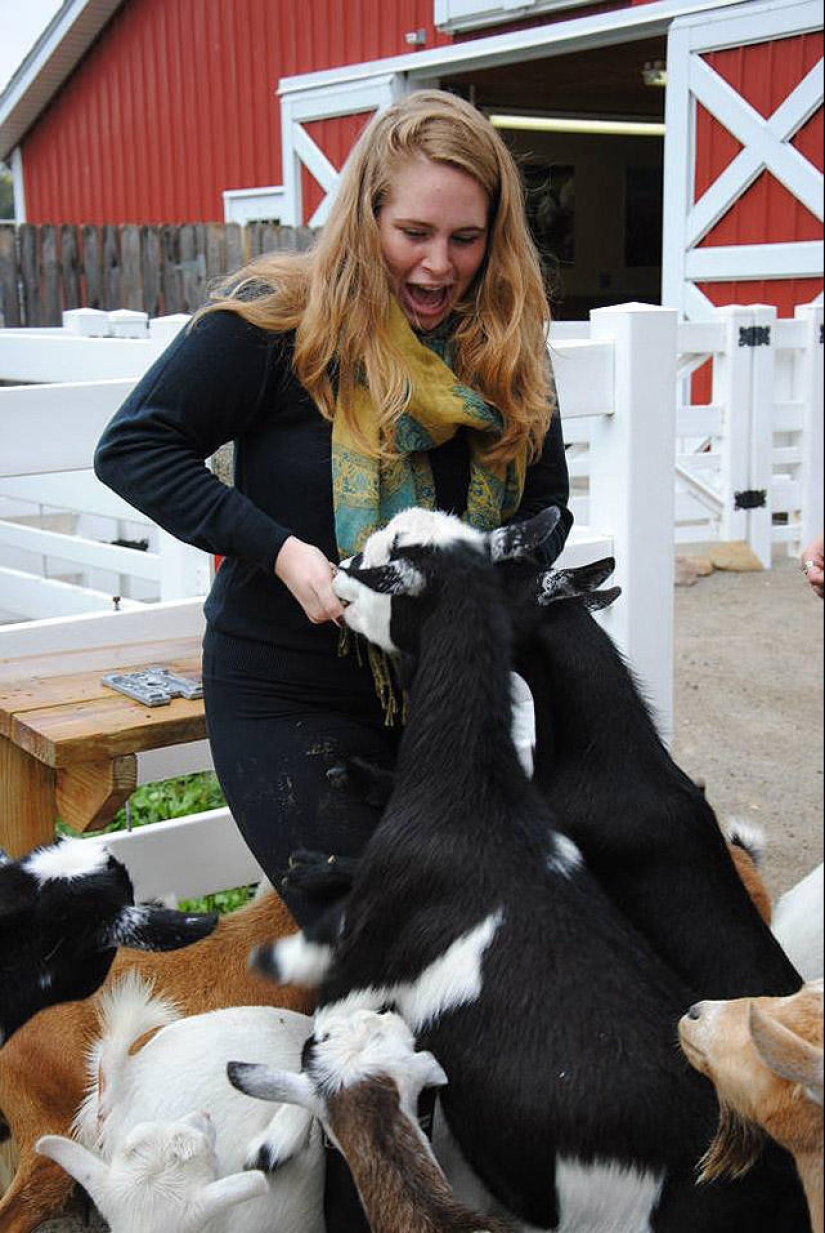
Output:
[{"xmin": 686, "ymin": 1003, "xmax": 703, "ymax": 1020}]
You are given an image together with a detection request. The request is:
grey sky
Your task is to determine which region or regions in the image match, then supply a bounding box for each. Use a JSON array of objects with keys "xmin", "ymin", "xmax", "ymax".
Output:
[{"xmin": 0, "ymin": 0, "xmax": 63, "ymax": 92}]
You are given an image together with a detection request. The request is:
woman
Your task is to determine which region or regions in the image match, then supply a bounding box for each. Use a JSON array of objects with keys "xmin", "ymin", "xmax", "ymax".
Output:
[{"xmin": 94, "ymin": 88, "xmax": 571, "ymax": 1228}]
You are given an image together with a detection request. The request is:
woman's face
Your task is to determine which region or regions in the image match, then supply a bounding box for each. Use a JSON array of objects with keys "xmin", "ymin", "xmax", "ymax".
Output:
[{"xmin": 377, "ymin": 157, "xmax": 489, "ymax": 331}]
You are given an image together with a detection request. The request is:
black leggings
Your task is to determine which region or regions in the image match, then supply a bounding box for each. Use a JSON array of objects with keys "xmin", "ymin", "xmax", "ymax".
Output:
[
  {"xmin": 203, "ymin": 630, "xmax": 401, "ymax": 1232},
  {"xmin": 202, "ymin": 628, "xmax": 401, "ymax": 929}
]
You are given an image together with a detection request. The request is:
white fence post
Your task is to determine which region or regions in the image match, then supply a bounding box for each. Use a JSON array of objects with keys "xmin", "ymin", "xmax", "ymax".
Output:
[
  {"xmin": 588, "ymin": 303, "xmax": 678, "ymax": 741},
  {"xmin": 795, "ymin": 301, "xmax": 824, "ymax": 551},
  {"xmin": 714, "ymin": 306, "xmax": 754, "ymax": 546},
  {"xmin": 158, "ymin": 529, "xmax": 211, "ymax": 602},
  {"xmin": 748, "ymin": 304, "xmax": 777, "ymax": 569}
]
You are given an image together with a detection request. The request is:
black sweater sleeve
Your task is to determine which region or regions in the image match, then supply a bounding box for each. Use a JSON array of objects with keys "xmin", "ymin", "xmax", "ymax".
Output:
[
  {"xmin": 508, "ymin": 359, "xmax": 573, "ymax": 567},
  {"xmin": 94, "ymin": 310, "xmax": 293, "ymax": 573}
]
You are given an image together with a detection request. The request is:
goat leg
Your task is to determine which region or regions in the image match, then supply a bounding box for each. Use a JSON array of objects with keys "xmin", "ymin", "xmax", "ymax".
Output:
[
  {"xmin": 327, "ymin": 756, "xmax": 395, "ymax": 809},
  {"xmin": 282, "ymin": 848, "xmax": 359, "ymax": 902}
]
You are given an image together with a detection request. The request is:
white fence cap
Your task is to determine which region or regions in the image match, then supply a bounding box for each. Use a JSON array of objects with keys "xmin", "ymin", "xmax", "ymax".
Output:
[
  {"xmin": 149, "ymin": 314, "xmax": 191, "ymax": 345},
  {"xmin": 108, "ymin": 309, "xmax": 150, "ymax": 338},
  {"xmin": 63, "ymin": 307, "xmax": 111, "ymax": 337}
]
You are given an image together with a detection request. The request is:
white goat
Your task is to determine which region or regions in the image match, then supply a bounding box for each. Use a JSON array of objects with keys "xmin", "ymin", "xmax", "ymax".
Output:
[
  {"xmin": 37, "ymin": 1111, "xmax": 267, "ymax": 1233},
  {"xmin": 229, "ymin": 1006, "xmax": 515, "ymax": 1233},
  {"xmin": 71, "ymin": 973, "xmax": 324, "ymax": 1233},
  {"xmin": 773, "ymin": 863, "xmax": 824, "ymax": 981}
]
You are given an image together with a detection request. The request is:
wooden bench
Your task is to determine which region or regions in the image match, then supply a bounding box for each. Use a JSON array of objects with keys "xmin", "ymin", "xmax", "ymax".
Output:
[{"xmin": 0, "ymin": 635, "xmax": 205, "ymax": 856}]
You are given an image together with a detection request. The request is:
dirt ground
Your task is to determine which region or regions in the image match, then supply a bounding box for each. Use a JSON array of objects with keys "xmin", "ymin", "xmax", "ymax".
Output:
[
  {"xmin": 672, "ymin": 547, "xmax": 823, "ymax": 902},
  {"xmin": 30, "ymin": 549, "xmax": 825, "ymax": 1231}
]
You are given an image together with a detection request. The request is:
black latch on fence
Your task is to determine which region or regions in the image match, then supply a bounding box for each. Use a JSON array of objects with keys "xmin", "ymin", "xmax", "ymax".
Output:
[
  {"xmin": 738, "ymin": 326, "xmax": 771, "ymax": 348},
  {"xmin": 734, "ymin": 489, "xmax": 767, "ymax": 510}
]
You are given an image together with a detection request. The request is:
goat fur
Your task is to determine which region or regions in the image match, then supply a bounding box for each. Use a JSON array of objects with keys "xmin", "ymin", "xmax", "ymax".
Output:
[
  {"xmin": 229, "ymin": 1007, "xmax": 515, "ymax": 1233},
  {"xmin": 0, "ymin": 880, "xmax": 311, "ymax": 1233},
  {"xmin": 257, "ymin": 509, "xmax": 808, "ymax": 1231}
]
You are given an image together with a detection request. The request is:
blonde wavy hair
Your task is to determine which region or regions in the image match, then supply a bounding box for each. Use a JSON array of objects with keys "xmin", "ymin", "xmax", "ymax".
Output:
[{"xmin": 203, "ymin": 89, "xmax": 553, "ymax": 464}]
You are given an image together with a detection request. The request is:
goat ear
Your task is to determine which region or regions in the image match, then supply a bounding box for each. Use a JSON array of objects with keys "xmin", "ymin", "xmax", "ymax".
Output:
[
  {"xmin": 566, "ymin": 557, "xmax": 616, "ymax": 589},
  {"xmin": 100, "ymin": 905, "xmax": 218, "ymax": 951},
  {"xmin": 536, "ymin": 565, "xmax": 621, "ymax": 611},
  {"xmin": 345, "ymin": 562, "xmax": 425, "ymax": 596},
  {"xmin": 200, "ymin": 1171, "xmax": 269, "ymax": 1218},
  {"xmin": 581, "ymin": 585, "xmax": 622, "ymax": 613},
  {"xmin": 36, "ymin": 1136, "xmax": 110, "ymax": 1204},
  {"xmin": 414, "ymin": 1050, "xmax": 449, "ymax": 1090},
  {"xmin": 749, "ymin": 1005, "xmax": 824, "ymax": 1103},
  {"xmin": 488, "ymin": 505, "xmax": 561, "ymax": 563},
  {"xmin": 227, "ymin": 1063, "xmax": 323, "ymax": 1116}
]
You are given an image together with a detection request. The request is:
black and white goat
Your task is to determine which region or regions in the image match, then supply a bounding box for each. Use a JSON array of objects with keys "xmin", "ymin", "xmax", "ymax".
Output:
[
  {"xmin": 504, "ymin": 555, "xmax": 801, "ymax": 1000},
  {"xmin": 0, "ymin": 838, "xmax": 217, "ymax": 1045},
  {"xmin": 252, "ymin": 508, "xmax": 808, "ymax": 1232}
]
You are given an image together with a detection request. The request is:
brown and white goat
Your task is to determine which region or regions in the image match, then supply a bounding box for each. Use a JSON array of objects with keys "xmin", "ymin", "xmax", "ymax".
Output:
[
  {"xmin": 679, "ymin": 980, "xmax": 824, "ymax": 1232},
  {"xmin": 0, "ymin": 881, "xmax": 311, "ymax": 1233},
  {"xmin": 229, "ymin": 1006, "xmax": 515, "ymax": 1233}
]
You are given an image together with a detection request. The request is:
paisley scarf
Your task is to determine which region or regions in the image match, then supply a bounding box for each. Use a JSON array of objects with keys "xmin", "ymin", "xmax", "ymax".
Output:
[{"xmin": 331, "ymin": 299, "xmax": 528, "ymax": 720}]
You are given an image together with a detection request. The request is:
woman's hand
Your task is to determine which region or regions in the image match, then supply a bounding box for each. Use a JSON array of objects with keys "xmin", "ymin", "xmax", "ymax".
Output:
[
  {"xmin": 800, "ymin": 531, "xmax": 824, "ymax": 599},
  {"xmin": 275, "ymin": 536, "xmax": 346, "ymax": 625}
]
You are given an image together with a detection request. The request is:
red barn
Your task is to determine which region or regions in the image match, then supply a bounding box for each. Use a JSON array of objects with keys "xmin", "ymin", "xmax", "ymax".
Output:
[{"xmin": 0, "ymin": 0, "xmax": 821, "ymax": 321}]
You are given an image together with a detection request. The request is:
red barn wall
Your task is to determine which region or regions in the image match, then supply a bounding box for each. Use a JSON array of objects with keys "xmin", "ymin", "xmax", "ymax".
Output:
[
  {"xmin": 21, "ymin": 0, "xmax": 450, "ymax": 224},
  {"xmin": 694, "ymin": 30, "xmax": 824, "ymax": 316}
]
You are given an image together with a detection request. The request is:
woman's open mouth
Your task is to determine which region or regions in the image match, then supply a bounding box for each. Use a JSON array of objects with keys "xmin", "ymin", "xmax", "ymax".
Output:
[{"xmin": 403, "ymin": 283, "xmax": 452, "ymax": 320}]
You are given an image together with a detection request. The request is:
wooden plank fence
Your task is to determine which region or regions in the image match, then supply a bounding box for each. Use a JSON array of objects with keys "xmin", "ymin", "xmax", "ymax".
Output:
[{"xmin": 0, "ymin": 222, "xmax": 315, "ymax": 327}]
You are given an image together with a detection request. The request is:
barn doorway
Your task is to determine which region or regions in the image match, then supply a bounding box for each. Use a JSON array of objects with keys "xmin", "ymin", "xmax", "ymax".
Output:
[{"xmin": 443, "ymin": 37, "xmax": 667, "ymax": 320}]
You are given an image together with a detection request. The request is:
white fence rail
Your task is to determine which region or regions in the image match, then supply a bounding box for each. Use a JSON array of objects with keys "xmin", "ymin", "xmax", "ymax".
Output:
[
  {"xmin": 2, "ymin": 299, "xmax": 821, "ymax": 624},
  {"xmin": 0, "ymin": 310, "xmax": 211, "ymax": 620},
  {"xmin": 1, "ymin": 302, "xmax": 678, "ymax": 899}
]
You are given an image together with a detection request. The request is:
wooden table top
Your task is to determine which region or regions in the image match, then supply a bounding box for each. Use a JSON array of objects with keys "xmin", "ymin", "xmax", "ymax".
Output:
[{"xmin": 0, "ymin": 636, "xmax": 206, "ymax": 768}]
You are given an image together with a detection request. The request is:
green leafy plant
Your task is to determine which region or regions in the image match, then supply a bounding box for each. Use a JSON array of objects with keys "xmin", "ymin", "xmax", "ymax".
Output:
[{"xmin": 57, "ymin": 773, "xmax": 254, "ymax": 914}]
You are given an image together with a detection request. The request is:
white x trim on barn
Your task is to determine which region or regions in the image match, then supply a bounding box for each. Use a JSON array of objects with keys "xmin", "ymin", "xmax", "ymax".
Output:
[
  {"xmin": 662, "ymin": 0, "xmax": 824, "ymax": 321},
  {"xmin": 247, "ymin": 0, "xmax": 760, "ymax": 229}
]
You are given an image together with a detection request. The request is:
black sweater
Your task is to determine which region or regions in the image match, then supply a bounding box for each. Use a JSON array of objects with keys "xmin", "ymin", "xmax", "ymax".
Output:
[{"xmin": 94, "ymin": 310, "xmax": 572, "ymax": 688}]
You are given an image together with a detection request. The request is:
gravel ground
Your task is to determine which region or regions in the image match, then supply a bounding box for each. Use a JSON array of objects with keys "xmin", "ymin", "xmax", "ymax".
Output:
[{"xmin": 27, "ymin": 549, "xmax": 825, "ymax": 1230}]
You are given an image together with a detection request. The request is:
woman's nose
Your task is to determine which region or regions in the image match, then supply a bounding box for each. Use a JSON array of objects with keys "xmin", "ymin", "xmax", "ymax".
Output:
[{"xmin": 421, "ymin": 239, "xmax": 451, "ymax": 277}]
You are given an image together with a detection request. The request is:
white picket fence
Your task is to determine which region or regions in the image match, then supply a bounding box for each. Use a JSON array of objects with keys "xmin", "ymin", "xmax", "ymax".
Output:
[
  {"xmin": 2, "ymin": 299, "xmax": 821, "ymax": 625},
  {"xmin": 0, "ymin": 301, "xmax": 680, "ymax": 900},
  {"xmin": 555, "ymin": 300, "xmax": 824, "ymax": 569},
  {"xmin": 0, "ymin": 309, "xmax": 211, "ymax": 623}
]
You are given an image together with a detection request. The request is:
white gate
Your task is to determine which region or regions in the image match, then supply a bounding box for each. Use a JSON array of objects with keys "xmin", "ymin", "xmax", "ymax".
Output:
[{"xmin": 662, "ymin": 0, "xmax": 824, "ymax": 323}]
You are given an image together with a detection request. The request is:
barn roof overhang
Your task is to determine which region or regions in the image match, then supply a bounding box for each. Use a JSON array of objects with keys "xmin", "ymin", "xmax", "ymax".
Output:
[
  {"xmin": 0, "ymin": 0, "xmax": 125, "ymax": 163},
  {"xmin": 277, "ymin": 0, "xmax": 753, "ymax": 99}
]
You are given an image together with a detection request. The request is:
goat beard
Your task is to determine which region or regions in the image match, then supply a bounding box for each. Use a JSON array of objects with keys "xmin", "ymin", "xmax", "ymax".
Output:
[{"xmin": 698, "ymin": 1097, "xmax": 767, "ymax": 1182}]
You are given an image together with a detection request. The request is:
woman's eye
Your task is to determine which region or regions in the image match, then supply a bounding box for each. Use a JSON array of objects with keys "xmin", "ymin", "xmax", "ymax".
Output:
[
  {"xmin": 453, "ymin": 234, "xmax": 481, "ymax": 246},
  {"xmin": 403, "ymin": 229, "xmax": 427, "ymax": 240}
]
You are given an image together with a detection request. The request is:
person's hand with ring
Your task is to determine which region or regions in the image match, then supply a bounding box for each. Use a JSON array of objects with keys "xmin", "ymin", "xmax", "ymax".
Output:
[{"xmin": 800, "ymin": 531, "xmax": 824, "ymax": 599}]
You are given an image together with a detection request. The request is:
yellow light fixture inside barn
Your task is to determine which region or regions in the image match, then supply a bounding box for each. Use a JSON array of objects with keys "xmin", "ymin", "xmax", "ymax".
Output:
[{"xmin": 489, "ymin": 115, "xmax": 666, "ymax": 137}]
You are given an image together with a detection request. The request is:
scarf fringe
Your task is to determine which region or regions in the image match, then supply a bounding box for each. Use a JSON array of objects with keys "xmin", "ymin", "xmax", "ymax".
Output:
[{"xmin": 337, "ymin": 625, "xmax": 404, "ymax": 726}]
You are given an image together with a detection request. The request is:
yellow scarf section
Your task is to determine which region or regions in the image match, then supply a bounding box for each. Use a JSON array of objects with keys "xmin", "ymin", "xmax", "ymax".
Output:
[{"xmin": 332, "ymin": 298, "xmax": 528, "ymax": 721}]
